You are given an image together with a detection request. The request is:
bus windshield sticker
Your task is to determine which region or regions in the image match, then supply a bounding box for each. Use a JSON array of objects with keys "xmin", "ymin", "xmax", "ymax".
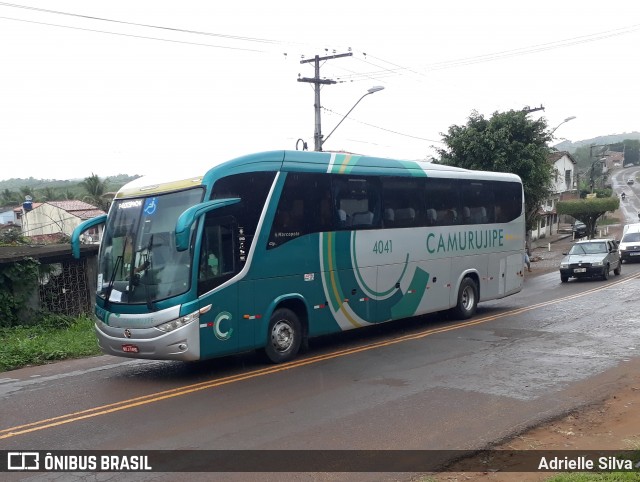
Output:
[{"xmin": 143, "ymin": 197, "xmax": 158, "ymax": 216}]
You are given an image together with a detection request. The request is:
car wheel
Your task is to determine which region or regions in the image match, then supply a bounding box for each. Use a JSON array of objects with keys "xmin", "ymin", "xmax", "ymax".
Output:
[
  {"xmin": 602, "ymin": 264, "xmax": 610, "ymax": 280},
  {"xmin": 561, "ymin": 275, "xmax": 569, "ymax": 283},
  {"xmin": 450, "ymin": 277, "xmax": 478, "ymax": 320},
  {"xmin": 614, "ymin": 261, "xmax": 622, "ymax": 276},
  {"xmin": 264, "ymin": 308, "xmax": 302, "ymax": 364}
]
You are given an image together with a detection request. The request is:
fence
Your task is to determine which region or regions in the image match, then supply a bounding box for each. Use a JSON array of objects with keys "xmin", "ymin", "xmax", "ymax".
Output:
[{"xmin": 0, "ymin": 244, "xmax": 98, "ymax": 320}]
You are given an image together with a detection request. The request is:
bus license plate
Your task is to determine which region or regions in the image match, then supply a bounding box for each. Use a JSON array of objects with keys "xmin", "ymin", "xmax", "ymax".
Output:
[
  {"xmin": 574, "ymin": 268, "xmax": 586, "ymax": 273},
  {"xmin": 122, "ymin": 344, "xmax": 139, "ymax": 353}
]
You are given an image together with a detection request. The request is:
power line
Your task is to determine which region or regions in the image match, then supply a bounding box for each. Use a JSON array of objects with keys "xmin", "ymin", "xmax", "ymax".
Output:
[
  {"xmin": 0, "ymin": 15, "xmax": 266, "ymax": 52},
  {"xmin": 0, "ymin": 2, "xmax": 292, "ymax": 46},
  {"xmin": 322, "ymin": 107, "xmax": 444, "ymax": 143},
  {"xmin": 334, "ymin": 24, "xmax": 640, "ymax": 83},
  {"xmin": 2, "ymin": 2, "xmax": 639, "ymax": 80}
]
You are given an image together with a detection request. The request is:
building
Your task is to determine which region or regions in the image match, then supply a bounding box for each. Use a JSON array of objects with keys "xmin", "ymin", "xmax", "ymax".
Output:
[
  {"xmin": 15, "ymin": 200, "xmax": 106, "ymax": 244},
  {"xmin": 531, "ymin": 151, "xmax": 578, "ymax": 242}
]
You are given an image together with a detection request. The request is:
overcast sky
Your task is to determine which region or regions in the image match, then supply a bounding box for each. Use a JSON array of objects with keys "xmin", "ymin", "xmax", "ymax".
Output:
[{"xmin": 1, "ymin": 1, "xmax": 638, "ymax": 181}]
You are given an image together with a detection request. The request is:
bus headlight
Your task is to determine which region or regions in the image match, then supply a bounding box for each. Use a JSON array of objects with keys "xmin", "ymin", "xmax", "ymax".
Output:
[{"xmin": 156, "ymin": 311, "xmax": 199, "ymax": 333}]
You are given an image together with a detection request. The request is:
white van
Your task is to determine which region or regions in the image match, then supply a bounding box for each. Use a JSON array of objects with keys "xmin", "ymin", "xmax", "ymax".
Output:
[{"xmin": 619, "ymin": 223, "xmax": 640, "ymax": 262}]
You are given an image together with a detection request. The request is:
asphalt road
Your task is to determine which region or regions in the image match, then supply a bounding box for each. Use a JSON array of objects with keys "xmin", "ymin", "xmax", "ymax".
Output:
[{"xmin": 3, "ymin": 260, "xmax": 640, "ymax": 481}]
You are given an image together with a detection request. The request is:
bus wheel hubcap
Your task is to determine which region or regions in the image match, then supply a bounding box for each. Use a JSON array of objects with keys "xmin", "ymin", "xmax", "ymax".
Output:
[
  {"xmin": 462, "ymin": 288, "xmax": 473, "ymax": 310},
  {"xmin": 271, "ymin": 321, "xmax": 293, "ymax": 352}
]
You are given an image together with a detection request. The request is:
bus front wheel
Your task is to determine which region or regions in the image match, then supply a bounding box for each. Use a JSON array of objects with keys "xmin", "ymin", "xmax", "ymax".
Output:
[
  {"xmin": 451, "ymin": 277, "xmax": 478, "ymax": 320},
  {"xmin": 265, "ymin": 308, "xmax": 302, "ymax": 363}
]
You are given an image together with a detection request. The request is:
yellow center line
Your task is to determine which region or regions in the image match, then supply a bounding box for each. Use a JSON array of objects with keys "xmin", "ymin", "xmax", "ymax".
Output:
[{"xmin": 1, "ymin": 274, "xmax": 637, "ymax": 440}]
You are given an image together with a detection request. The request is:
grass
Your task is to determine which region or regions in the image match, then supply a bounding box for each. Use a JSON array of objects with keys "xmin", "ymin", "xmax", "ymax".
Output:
[
  {"xmin": 597, "ymin": 216, "xmax": 621, "ymax": 227},
  {"xmin": 0, "ymin": 315, "xmax": 101, "ymax": 372},
  {"xmin": 547, "ymin": 469, "xmax": 640, "ymax": 481},
  {"xmin": 420, "ymin": 449, "xmax": 640, "ymax": 482}
]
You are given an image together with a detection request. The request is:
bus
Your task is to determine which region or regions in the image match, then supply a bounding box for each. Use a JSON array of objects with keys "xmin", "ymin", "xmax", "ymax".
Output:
[{"xmin": 72, "ymin": 150, "xmax": 525, "ymax": 363}]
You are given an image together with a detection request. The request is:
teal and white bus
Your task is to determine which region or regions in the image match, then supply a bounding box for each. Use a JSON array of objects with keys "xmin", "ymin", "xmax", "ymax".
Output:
[{"xmin": 72, "ymin": 150, "xmax": 525, "ymax": 363}]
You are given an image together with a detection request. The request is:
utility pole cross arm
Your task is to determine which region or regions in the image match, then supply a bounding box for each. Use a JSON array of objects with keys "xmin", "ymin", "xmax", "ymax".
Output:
[{"xmin": 297, "ymin": 78, "xmax": 336, "ymax": 85}]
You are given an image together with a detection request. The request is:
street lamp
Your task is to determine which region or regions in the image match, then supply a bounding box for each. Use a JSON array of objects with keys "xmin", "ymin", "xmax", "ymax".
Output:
[
  {"xmin": 550, "ymin": 116, "xmax": 576, "ymax": 136},
  {"xmin": 318, "ymin": 86, "xmax": 385, "ymax": 151}
]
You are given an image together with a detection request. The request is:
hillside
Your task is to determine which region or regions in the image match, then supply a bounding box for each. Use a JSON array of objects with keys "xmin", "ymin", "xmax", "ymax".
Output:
[
  {"xmin": 0, "ymin": 173, "xmax": 140, "ymax": 207},
  {"xmin": 553, "ymin": 131, "xmax": 640, "ymax": 152},
  {"xmin": 0, "ymin": 174, "xmax": 139, "ymax": 192}
]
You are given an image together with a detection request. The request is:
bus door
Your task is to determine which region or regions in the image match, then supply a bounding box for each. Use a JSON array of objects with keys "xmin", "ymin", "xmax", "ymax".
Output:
[{"xmin": 196, "ymin": 215, "xmax": 241, "ymax": 358}]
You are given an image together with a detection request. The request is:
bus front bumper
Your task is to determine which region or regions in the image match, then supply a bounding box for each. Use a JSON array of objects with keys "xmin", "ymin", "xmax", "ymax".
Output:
[{"xmin": 95, "ymin": 318, "xmax": 201, "ymax": 361}]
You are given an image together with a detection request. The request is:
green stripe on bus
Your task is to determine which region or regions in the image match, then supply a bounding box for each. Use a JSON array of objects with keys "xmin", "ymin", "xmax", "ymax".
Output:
[{"xmin": 390, "ymin": 267, "xmax": 430, "ymax": 319}]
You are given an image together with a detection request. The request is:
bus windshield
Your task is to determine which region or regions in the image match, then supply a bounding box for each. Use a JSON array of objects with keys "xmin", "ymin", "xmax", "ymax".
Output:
[{"xmin": 98, "ymin": 188, "xmax": 204, "ymax": 306}]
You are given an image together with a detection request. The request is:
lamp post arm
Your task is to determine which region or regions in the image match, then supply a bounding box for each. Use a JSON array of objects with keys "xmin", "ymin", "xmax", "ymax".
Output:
[
  {"xmin": 321, "ymin": 92, "xmax": 370, "ymax": 149},
  {"xmin": 550, "ymin": 116, "xmax": 576, "ymax": 135}
]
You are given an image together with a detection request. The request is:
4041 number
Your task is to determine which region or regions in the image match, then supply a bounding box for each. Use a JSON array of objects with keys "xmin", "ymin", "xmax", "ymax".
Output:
[{"xmin": 373, "ymin": 240, "xmax": 393, "ymax": 254}]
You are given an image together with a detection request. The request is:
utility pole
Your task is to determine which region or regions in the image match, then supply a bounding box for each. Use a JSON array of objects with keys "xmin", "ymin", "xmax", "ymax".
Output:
[
  {"xmin": 298, "ymin": 52, "xmax": 352, "ymax": 151},
  {"xmin": 589, "ymin": 144, "xmax": 608, "ymax": 192}
]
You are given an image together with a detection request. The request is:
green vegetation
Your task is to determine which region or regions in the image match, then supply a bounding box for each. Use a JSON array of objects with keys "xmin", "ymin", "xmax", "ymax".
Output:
[
  {"xmin": 557, "ymin": 197, "xmax": 620, "ymax": 239},
  {"xmin": 0, "ymin": 257, "xmax": 100, "ymax": 372},
  {"xmin": 0, "ymin": 173, "xmax": 140, "ymax": 207},
  {"xmin": 598, "ymin": 216, "xmax": 621, "ymax": 227},
  {"xmin": 436, "ymin": 109, "xmax": 554, "ymax": 234},
  {"xmin": 0, "ymin": 315, "xmax": 100, "ymax": 372},
  {"xmin": 0, "ymin": 257, "xmax": 41, "ymax": 327},
  {"xmin": 547, "ymin": 471, "xmax": 640, "ymax": 481}
]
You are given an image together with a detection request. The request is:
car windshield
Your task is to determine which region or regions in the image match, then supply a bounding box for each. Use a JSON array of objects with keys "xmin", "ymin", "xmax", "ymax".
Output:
[
  {"xmin": 569, "ymin": 242, "xmax": 607, "ymax": 255},
  {"xmin": 622, "ymin": 232, "xmax": 640, "ymax": 242}
]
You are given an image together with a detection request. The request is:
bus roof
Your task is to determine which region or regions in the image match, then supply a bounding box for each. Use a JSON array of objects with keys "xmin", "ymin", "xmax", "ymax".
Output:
[{"xmin": 115, "ymin": 150, "xmax": 521, "ymax": 198}]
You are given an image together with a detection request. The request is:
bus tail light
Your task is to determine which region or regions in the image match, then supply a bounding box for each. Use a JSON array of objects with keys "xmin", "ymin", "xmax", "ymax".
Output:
[{"xmin": 156, "ymin": 310, "xmax": 199, "ymax": 333}]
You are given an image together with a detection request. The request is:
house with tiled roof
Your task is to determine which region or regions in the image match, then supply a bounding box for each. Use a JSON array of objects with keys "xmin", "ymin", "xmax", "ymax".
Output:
[
  {"xmin": 602, "ymin": 150, "xmax": 625, "ymax": 170},
  {"xmin": 17, "ymin": 200, "xmax": 106, "ymax": 243},
  {"xmin": 531, "ymin": 151, "xmax": 578, "ymax": 242}
]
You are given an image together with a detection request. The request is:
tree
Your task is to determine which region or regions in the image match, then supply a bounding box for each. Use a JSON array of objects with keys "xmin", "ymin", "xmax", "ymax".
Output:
[
  {"xmin": 623, "ymin": 139, "xmax": 640, "ymax": 165},
  {"xmin": 18, "ymin": 186, "xmax": 33, "ymax": 201},
  {"xmin": 79, "ymin": 173, "xmax": 108, "ymax": 210},
  {"xmin": 436, "ymin": 109, "xmax": 554, "ymax": 234},
  {"xmin": 557, "ymin": 197, "xmax": 620, "ymax": 239},
  {"xmin": 38, "ymin": 187, "xmax": 58, "ymax": 202},
  {"xmin": 0, "ymin": 189, "xmax": 20, "ymax": 205}
]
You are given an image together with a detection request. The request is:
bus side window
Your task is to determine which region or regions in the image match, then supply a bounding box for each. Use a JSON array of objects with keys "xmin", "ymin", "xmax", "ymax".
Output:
[
  {"xmin": 268, "ymin": 173, "xmax": 333, "ymax": 249},
  {"xmin": 333, "ymin": 176, "xmax": 381, "ymax": 230},
  {"xmin": 460, "ymin": 180, "xmax": 494, "ymax": 225},
  {"xmin": 494, "ymin": 180, "xmax": 523, "ymax": 223},
  {"xmin": 381, "ymin": 177, "xmax": 424, "ymax": 229},
  {"xmin": 425, "ymin": 177, "xmax": 461, "ymax": 227},
  {"xmin": 198, "ymin": 217, "xmax": 236, "ymax": 294}
]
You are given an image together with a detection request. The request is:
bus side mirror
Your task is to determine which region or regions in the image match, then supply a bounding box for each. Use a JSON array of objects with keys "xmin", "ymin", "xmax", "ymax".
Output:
[
  {"xmin": 175, "ymin": 198, "xmax": 240, "ymax": 251},
  {"xmin": 71, "ymin": 214, "xmax": 107, "ymax": 259}
]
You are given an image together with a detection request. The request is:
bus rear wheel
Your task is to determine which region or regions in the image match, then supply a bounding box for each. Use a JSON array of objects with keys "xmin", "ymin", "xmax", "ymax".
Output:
[
  {"xmin": 264, "ymin": 308, "xmax": 302, "ymax": 364},
  {"xmin": 451, "ymin": 277, "xmax": 478, "ymax": 320}
]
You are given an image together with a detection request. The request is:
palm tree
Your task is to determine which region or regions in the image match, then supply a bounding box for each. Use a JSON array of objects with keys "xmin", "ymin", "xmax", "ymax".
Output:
[
  {"xmin": 79, "ymin": 173, "xmax": 108, "ymax": 210},
  {"xmin": 19, "ymin": 186, "xmax": 34, "ymax": 201},
  {"xmin": 38, "ymin": 187, "xmax": 58, "ymax": 201}
]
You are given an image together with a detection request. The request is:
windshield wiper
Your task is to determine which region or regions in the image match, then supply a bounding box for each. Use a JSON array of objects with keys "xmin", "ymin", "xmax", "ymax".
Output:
[
  {"xmin": 104, "ymin": 254, "xmax": 123, "ymax": 309},
  {"xmin": 142, "ymin": 234, "xmax": 157, "ymax": 312}
]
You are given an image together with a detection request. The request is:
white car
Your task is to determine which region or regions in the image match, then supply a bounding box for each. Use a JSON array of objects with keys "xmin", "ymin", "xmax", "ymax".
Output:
[{"xmin": 627, "ymin": 178, "xmax": 635, "ymax": 185}]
